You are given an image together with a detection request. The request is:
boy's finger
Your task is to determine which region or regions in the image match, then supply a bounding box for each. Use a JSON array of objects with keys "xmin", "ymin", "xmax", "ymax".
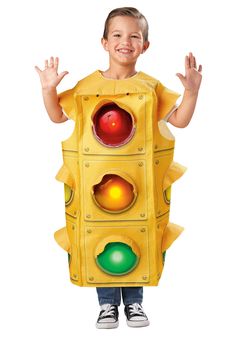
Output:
[
  {"xmin": 190, "ymin": 53, "xmax": 196, "ymax": 68},
  {"xmin": 198, "ymin": 64, "xmax": 202, "ymax": 73},
  {"xmin": 185, "ymin": 55, "xmax": 190, "ymax": 69},
  {"xmin": 35, "ymin": 66, "xmax": 42, "ymax": 74},
  {"xmin": 45, "ymin": 60, "xmax": 48, "ymax": 69},
  {"xmin": 176, "ymin": 73, "xmax": 185, "ymax": 82},
  {"xmin": 50, "ymin": 56, "xmax": 54, "ymax": 67},
  {"xmin": 58, "ymin": 71, "xmax": 69, "ymax": 81},
  {"xmin": 55, "ymin": 57, "xmax": 59, "ymax": 67}
]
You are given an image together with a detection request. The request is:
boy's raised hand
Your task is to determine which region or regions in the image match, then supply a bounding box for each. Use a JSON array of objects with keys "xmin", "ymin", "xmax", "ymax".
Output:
[
  {"xmin": 35, "ymin": 57, "xmax": 69, "ymax": 90},
  {"xmin": 176, "ymin": 52, "xmax": 202, "ymax": 94}
]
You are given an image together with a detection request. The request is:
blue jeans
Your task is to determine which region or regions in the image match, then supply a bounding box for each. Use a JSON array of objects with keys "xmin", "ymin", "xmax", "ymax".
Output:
[{"xmin": 96, "ymin": 287, "xmax": 143, "ymax": 306}]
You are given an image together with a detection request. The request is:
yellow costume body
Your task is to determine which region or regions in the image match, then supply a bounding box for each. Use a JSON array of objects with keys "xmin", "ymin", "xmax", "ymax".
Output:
[{"xmin": 54, "ymin": 70, "xmax": 186, "ymax": 287}]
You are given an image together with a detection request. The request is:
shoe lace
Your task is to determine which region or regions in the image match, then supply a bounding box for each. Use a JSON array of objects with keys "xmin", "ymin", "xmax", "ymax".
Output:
[
  {"xmin": 100, "ymin": 304, "xmax": 116, "ymax": 318},
  {"xmin": 128, "ymin": 303, "xmax": 145, "ymax": 316}
]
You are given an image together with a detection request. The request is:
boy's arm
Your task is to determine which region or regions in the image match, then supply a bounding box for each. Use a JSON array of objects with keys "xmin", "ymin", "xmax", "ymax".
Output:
[
  {"xmin": 42, "ymin": 87, "xmax": 68, "ymax": 123},
  {"xmin": 167, "ymin": 90, "xmax": 198, "ymax": 128},
  {"xmin": 35, "ymin": 57, "xmax": 69, "ymax": 123},
  {"xmin": 168, "ymin": 52, "xmax": 202, "ymax": 128}
]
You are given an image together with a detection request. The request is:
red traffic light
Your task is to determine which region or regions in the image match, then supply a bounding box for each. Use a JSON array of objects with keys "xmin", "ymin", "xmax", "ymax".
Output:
[{"xmin": 92, "ymin": 103, "xmax": 135, "ymax": 147}]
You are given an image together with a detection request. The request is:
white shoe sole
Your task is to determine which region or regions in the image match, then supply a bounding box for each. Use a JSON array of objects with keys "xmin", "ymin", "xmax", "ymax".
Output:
[
  {"xmin": 126, "ymin": 319, "xmax": 150, "ymax": 328},
  {"xmin": 96, "ymin": 321, "xmax": 119, "ymax": 329}
]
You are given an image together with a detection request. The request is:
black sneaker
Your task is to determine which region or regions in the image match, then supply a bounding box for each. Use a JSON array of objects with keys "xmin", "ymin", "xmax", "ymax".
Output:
[
  {"xmin": 96, "ymin": 304, "xmax": 119, "ymax": 329},
  {"xmin": 124, "ymin": 303, "xmax": 150, "ymax": 327}
]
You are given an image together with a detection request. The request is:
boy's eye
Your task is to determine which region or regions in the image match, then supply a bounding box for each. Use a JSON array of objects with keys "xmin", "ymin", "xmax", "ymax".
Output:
[
  {"xmin": 113, "ymin": 34, "xmax": 121, "ymax": 37},
  {"xmin": 131, "ymin": 35, "xmax": 140, "ymax": 39}
]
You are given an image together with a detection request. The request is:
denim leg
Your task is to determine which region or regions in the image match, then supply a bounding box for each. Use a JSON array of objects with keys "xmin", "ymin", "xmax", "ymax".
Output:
[
  {"xmin": 96, "ymin": 287, "xmax": 121, "ymax": 306},
  {"xmin": 121, "ymin": 287, "xmax": 143, "ymax": 305}
]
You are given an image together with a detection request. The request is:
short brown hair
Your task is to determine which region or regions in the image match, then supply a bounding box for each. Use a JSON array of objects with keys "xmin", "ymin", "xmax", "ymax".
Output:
[{"xmin": 103, "ymin": 7, "xmax": 149, "ymax": 42}]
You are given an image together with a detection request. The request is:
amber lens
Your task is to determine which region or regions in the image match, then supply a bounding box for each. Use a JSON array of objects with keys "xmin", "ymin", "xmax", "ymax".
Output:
[{"xmin": 93, "ymin": 174, "xmax": 135, "ymax": 212}]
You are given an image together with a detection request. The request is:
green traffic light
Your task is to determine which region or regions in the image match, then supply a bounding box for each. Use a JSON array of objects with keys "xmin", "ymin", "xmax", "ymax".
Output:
[{"xmin": 96, "ymin": 242, "xmax": 139, "ymax": 275}]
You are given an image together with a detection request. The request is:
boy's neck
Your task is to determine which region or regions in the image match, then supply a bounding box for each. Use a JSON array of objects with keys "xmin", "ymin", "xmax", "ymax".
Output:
[{"xmin": 102, "ymin": 64, "xmax": 137, "ymax": 80}]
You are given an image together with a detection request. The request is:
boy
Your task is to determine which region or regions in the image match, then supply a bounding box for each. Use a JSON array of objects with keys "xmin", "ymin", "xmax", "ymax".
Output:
[{"xmin": 35, "ymin": 7, "xmax": 202, "ymax": 329}]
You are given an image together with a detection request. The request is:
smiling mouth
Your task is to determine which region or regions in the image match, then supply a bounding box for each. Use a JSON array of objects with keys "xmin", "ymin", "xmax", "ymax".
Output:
[{"xmin": 116, "ymin": 48, "xmax": 134, "ymax": 54}]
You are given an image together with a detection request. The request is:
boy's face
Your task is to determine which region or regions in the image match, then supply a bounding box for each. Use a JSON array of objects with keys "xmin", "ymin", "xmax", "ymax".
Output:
[{"xmin": 102, "ymin": 16, "xmax": 149, "ymax": 67}]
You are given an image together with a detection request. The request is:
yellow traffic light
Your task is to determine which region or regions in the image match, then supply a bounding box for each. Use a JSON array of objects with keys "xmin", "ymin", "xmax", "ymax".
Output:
[
  {"xmin": 92, "ymin": 174, "xmax": 136, "ymax": 212},
  {"xmin": 54, "ymin": 71, "xmax": 186, "ymax": 287}
]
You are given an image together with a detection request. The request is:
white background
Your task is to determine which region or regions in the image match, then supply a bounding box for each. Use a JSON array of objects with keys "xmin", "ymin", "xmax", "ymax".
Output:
[{"xmin": 1, "ymin": 0, "xmax": 236, "ymax": 336}]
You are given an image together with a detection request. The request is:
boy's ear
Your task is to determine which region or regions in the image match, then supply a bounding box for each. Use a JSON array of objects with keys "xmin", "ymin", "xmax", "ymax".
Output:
[
  {"xmin": 142, "ymin": 41, "xmax": 150, "ymax": 54},
  {"xmin": 101, "ymin": 38, "xmax": 108, "ymax": 51}
]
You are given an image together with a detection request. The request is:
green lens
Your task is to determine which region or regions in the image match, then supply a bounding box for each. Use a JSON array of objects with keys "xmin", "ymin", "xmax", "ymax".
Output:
[{"xmin": 96, "ymin": 242, "xmax": 139, "ymax": 275}]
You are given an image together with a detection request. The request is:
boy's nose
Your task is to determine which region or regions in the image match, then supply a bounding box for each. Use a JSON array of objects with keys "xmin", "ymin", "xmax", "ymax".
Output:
[{"xmin": 120, "ymin": 38, "xmax": 132, "ymax": 46}]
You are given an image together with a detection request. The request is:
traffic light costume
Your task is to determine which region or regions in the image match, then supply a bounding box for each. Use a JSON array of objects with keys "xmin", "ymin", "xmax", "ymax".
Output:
[{"xmin": 54, "ymin": 70, "xmax": 186, "ymax": 287}]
